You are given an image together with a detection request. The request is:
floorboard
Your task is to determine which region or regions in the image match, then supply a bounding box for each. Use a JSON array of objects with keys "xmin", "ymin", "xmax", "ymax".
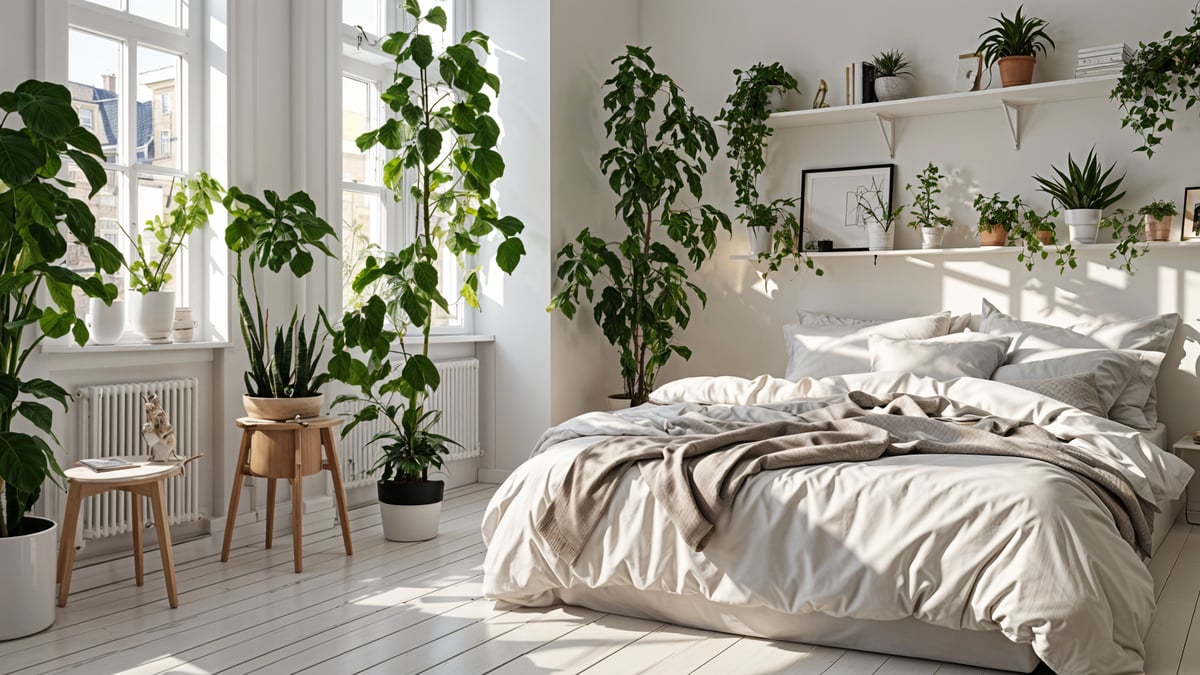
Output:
[{"xmin": 2, "ymin": 486, "xmax": 1196, "ymax": 675}]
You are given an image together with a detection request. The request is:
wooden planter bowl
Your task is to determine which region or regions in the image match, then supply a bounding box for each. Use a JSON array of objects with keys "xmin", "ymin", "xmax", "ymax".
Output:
[
  {"xmin": 979, "ymin": 225, "xmax": 1009, "ymax": 246},
  {"xmin": 998, "ymin": 56, "xmax": 1036, "ymax": 87},
  {"xmin": 249, "ymin": 427, "xmax": 324, "ymax": 478},
  {"xmin": 242, "ymin": 394, "xmax": 324, "ymax": 421}
]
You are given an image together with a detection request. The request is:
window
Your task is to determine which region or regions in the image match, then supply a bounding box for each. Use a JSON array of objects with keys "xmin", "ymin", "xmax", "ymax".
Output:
[
  {"xmin": 340, "ymin": 0, "xmax": 468, "ymax": 331},
  {"xmin": 61, "ymin": 0, "xmax": 212, "ymax": 336}
]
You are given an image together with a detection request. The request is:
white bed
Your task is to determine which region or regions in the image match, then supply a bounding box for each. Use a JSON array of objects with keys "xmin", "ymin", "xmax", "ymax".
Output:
[{"xmin": 483, "ymin": 373, "xmax": 1191, "ymax": 674}]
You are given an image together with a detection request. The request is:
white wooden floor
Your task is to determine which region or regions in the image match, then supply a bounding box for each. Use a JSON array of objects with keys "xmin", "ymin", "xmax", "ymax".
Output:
[{"xmin": 2, "ymin": 482, "xmax": 1197, "ymax": 674}]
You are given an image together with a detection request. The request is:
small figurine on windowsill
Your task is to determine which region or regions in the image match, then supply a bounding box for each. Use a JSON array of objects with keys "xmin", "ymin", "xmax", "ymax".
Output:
[{"xmin": 142, "ymin": 393, "xmax": 180, "ymax": 463}]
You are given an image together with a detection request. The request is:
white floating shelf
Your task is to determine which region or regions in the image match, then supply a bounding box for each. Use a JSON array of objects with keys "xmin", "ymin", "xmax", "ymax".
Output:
[
  {"xmin": 731, "ymin": 240, "xmax": 1200, "ymax": 262},
  {"xmin": 768, "ymin": 76, "xmax": 1119, "ymax": 156}
]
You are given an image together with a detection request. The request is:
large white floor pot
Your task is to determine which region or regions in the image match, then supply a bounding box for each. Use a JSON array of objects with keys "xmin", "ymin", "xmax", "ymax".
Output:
[
  {"xmin": 0, "ymin": 516, "xmax": 57, "ymax": 640},
  {"xmin": 131, "ymin": 290, "xmax": 177, "ymax": 342},
  {"xmin": 378, "ymin": 480, "xmax": 444, "ymax": 542}
]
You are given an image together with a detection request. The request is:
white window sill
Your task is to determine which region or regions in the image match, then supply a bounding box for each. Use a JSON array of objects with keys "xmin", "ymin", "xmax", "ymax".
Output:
[
  {"xmin": 401, "ymin": 334, "xmax": 495, "ymax": 345},
  {"xmin": 41, "ymin": 339, "xmax": 234, "ymax": 354}
]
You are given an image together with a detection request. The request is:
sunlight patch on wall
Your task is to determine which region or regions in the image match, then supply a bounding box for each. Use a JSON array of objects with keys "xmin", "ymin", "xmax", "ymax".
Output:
[
  {"xmin": 752, "ymin": 274, "xmax": 779, "ymax": 299},
  {"xmin": 1085, "ymin": 259, "xmax": 1130, "ymax": 292},
  {"xmin": 942, "ymin": 260, "xmax": 1012, "ymax": 309}
]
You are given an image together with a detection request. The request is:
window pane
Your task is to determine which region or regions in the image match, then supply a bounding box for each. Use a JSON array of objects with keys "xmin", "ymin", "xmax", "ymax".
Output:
[
  {"xmin": 431, "ymin": 244, "xmax": 463, "ymax": 328},
  {"xmin": 342, "ymin": 190, "xmax": 384, "ymax": 310},
  {"xmin": 137, "ymin": 46, "xmax": 182, "ymax": 170},
  {"xmin": 128, "ymin": 0, "xmax": 180, "ymax": 28},
  {"xmin": 135, "ymin": 174, "xmax": 185, "ymax": 295},
  {"xmin": 63, "ymin": 167, "xmax": 126, "ymax": 321},
  {"xmin": 343, "ymin": 77, "xmax": 379, "ymax": 184},
  {"xmin": 69, "ymin": 29, "xmax": 123, "ymax": 165},
  {"xmin": 418, "ymin": 0, "xmax": 454, "ymax": 53},
  {"xmin": 343, "ymin": 0, "xmax": 382, "ymax": 35},
  {"xmin": 81, "ymin": 0, "xmax": 124, "ymax": 11}
]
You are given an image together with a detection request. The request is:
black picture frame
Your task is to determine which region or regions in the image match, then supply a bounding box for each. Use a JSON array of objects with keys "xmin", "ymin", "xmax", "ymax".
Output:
[
  {"xmin": 800, "ymin": 163, "xmax": 896, "ymax": 252},
  {"xmin": 1183, "ymin": 186, "xmax": 1200, "ymax": 240}
]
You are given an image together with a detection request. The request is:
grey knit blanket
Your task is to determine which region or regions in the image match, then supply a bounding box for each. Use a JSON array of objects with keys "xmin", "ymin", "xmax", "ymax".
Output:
[{"xmin": 535, "ymin": 391, "xmax": 1154, "ymax": 563}]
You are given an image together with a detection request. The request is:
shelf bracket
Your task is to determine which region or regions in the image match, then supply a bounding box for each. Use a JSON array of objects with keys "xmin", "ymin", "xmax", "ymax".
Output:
[
  {"xmin": 1001, "ymin": 100, "xmax": 1020, "ymax": 150},
  {"xmin": 875, "ymin": 113, "xmax": 895, "ymax": 158}
]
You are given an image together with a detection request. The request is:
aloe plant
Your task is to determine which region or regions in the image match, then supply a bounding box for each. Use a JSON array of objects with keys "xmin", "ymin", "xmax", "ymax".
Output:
[
  {"xmin": 1032, "ymin": 149, "xmax": 1126, "ymax": 211},
  {"xmin": 871, "ymin": 50, "xmax": 912, "ymax": 78},
  {"xmin": 976, "ymin": 5, "xmax": 1055, "ymax": 69}
]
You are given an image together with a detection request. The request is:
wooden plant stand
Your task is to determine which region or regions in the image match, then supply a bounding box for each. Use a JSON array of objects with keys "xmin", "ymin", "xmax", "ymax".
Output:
[{"xmin": 220, "ymin": 416, "xmax": 353, "ymax": 573}]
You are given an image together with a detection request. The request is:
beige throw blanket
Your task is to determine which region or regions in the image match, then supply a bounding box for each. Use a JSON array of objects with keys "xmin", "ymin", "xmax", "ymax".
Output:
[{"xmin": 535, "ymin": 391, "xmax": 1154, "ymax": 563}]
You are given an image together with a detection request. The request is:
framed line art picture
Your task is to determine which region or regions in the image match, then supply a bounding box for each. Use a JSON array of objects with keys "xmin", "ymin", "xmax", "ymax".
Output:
[
  {"xmin": 800, "ymin": 164, "xmax": 896, "ymax": 251},
  {"xmin": 1183, "ymin": 186, "xmax": 1200, "ymax": 240}
]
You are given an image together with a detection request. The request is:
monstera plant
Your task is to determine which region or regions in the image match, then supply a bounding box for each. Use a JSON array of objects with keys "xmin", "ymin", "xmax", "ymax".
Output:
[
  {"xmin": 0, "ymin": 79, "xmax": 122, "ymax": 639},
  {"xmin": 329, "ymin": 1, "xmax": 525, "ymax": 542}
]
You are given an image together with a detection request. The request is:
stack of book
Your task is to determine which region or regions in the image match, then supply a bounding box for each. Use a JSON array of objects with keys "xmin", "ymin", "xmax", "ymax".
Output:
[
  {"xmin": 844, "ymin": 61, "xmax": 877, "ymax": 105},
  {"xmin": 1075, "ymin": 43, "xmax": 1133, "ymax": 78}
]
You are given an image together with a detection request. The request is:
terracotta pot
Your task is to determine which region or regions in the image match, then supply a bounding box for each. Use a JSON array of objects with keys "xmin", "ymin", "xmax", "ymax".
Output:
[
  {"xmin": 1145, "ymin": 215, "xmax": 1173, "ymax": 242},
  {"xmin": 242, "ymin": 394, "xmax": 324, "ymax": 421},
  {"xmin": 998, "ymin": 56, "xmax": 1036, "ymax": 87},
  {"xmin": 978, "ymin": 225, "xmax": 1008, "ymax": 246},
  {"xmin": 1036, "ymin": 230, "xmax": 1056, "ymax": 245}
]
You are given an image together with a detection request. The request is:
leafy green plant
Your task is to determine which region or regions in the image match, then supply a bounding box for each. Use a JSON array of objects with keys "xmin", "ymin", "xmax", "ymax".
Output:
[
  {"xmin": 1010, "ymin": 206, "xmax": 1077, "ymax": 272},
  {"xmin": 123, "ymin": 172, "xmax": 223, "ymax": 293},
  {"xmin": 976, "ymin": 5, "xmax": 1055, "ymax": 69},
  {"xmin": 1101, "ymin": 208, "xmax": 1149, "ymax": 274},
  {"xmin": 871, "ymin": 49, "xmax": 912, "ymax": 78},
  {"xmin": 973, "ymin": 193, "xmax": 1022, "ymax": 233},
  {"xmin": 857, "ymin": 177, "xmax": 902, "ymax": 232},
  {"xmin": 906, "ymin": 163, "xmax": 953, "ymax": 230},
  {"xmin": 1139, "ymin": 200, "xmax": 1178, "ymax": 220},
  {"xmin": 1032, "ymin": 149, "xmax": 1126, "ymax": 211},
  {"xmin": 224, "ymin": 187, "xmax": 338, "ymax": 399},
  {"xmin": 329, "ymin": 3, "xmax": 526, "ymax": 482},
  {"xmin": 551, "ymin": 46, "xmax": 730, "ymax": 406},
  {"xmin": 0, "ymin": 80, "xmax": 124, "ymax": 537},
  {"xmin": 715, "ymin": 63, "xmax": 818, "ymax": 278},
  {"xmin": 1112, "ymin": 6, "xmax": 1200, "ymax": 157}
]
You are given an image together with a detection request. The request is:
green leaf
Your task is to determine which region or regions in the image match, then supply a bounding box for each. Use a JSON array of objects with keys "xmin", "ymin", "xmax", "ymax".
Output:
[
  {"xmin": 64, "ymin": 126, "xmax": 104, "ymax": 157},
  {"xmin": 410, "ymin": 34, "xmax": 435, "ymax": 69},
  {"xmin": 14, "ymin": 80, "xmax": 77, "ymax": 140},
  {"xmin": 496, "ymin": 238, "xmax": 525, "ymax": 274},
  {"xmin": 471, "ymin": 148, "xmax": 505, "ymax": 183},
  {"xmin": 417, "ymin": 127, "xmax": 442, "ymax": 165},
  {"xmin": 289, "ymin": 250, "xmax": 314, "ymax": 278},
  {"xmin": 65, "ymin": 150, "xmax": 107, "ymax": 197},
  {"xmin": 21, "ymin": 378, "xmax": 70, "ymax": 408},
  {"xmin": 17, "ymin": 401, "xmax": 56, "ymax": 438},
  {"xmin": 0, "ymin": 432, "xmax": 47, "ymax": 494},
  {"xmin": 424, "ymin": 6, "xmax": 447, "ymax": 29},
  {"xmin": 0, "ymin": 128, "xmax": 44, "ymax": 185},
  {"xmin": 38, "ymin": 307, "xmax": 74, "ymax": 338},
  {"xmin": 0, "ymin": 374, "xmax": 18, "ymax": 411},
  {"xmin": 402, "ymin": 354, "xmax": 441, "ymax": 392}
]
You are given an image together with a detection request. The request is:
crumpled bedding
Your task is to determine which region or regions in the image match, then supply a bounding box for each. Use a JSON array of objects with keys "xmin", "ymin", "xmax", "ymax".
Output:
[{"xmin": 482, "ymin": 373, "xmax": 1193, "ymax": 675}]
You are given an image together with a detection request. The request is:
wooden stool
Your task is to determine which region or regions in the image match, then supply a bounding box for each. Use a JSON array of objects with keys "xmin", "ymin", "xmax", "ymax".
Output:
[
  {"xmin": 221, "ymin": 416, "xmax": 353, "ymax": 573},
  {"xmin": 57, "ymin": 462, "xmax": 183, "ymax": 608}
]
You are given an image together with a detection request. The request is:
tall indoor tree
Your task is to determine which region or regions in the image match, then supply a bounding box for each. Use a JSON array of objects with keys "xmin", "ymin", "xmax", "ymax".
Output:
[
  {"xmin": 328, "ymin": 1, "xmax": 525, "ymax": 540},
  {"xmin": 551, "ymin": 46, "xmax": 731, "ymax": 406}
]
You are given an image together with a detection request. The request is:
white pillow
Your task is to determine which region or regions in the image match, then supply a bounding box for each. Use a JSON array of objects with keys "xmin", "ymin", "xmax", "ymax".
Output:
[
  {"xmin": 1000, "ymin": 373, "xmax": 1106, "ymax": 417},
  {"xmin": 869, "ymin": 333, "xmax": 1011, "ymax": 381},
  {"xmin": 783, "ymin": 312, "xmax": 952, "ymax": 381}
]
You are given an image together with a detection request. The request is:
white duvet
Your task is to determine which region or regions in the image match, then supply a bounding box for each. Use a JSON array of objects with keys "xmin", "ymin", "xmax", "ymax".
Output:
[{"xmin": 481, "ymin": 373, "xmax": 1193, "ymax": 674}]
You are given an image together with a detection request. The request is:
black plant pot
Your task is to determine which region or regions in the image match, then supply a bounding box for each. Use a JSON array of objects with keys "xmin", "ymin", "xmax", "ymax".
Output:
[
  {"xmin": 377, "ymin": 479, "xmax": 445, "ymax": 506},
  {"xmin": 377, "ymin": 479, "xmax": 445, "ymax": 542},
  {"xmin": 816, "ymin": 240, "xmax": 834, "ymax": 252}
]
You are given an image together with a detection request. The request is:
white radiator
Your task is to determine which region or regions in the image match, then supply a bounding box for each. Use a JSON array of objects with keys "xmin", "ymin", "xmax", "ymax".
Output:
[
  {"xmin": 336, "ymin": 358, "xmax": 480, "ymax": 489},
  {"xmin": 76, "ymin": 379, "xmax": 202, "ymax": 539}
]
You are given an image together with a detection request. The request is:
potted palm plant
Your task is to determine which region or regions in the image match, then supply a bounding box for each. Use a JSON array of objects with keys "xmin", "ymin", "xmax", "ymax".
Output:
[
  {"xmin": 1032, "ymin": 149, "xmax": 1126, "ymax": 244},
  {"xmin": 872, "ymin": 49, "xmax": 914, "ymax": 102},
  {"xmin": 224, "ymin": 187, "xmax": 338, "ymax": 421},
  {"xmin": 977, "ymin": 6, "xmax": 1055, "ymax": 87},
  {"xmin": 330, "ymin": 4, "xmax": 526, "ymax": 541},
  {"xmin": 0, "ymin": 79, "xmax": 122, "ymax": 640},
  {"xmin": 551, "ymin": 46, "xmax": 730, "ymax": 407},
  {"xmin": 857, "ymin": 177, "xmax": 902, "ymax": 251},
  {"xmin": 906, "ymin": 162, "xmax": 953, "ymax": 249},
  {"xmin": 1139, "ymin": 200, "xmax": 1177, "ymax": 242},
  {"xmin": 124, "ymin": 173, "xmax": 223, "ymax": 343},
  {"xmin": 973, "ymin": 192, "xmax": 1021, "ymax": 246}
]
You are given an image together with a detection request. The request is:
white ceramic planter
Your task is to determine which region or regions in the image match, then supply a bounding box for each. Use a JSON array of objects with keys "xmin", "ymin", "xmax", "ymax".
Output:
[
  {"xmin": 1065, "ymin": 209, "xmax": 1102, "ymax": 244},
  {"xmin": 874, "ymin": 76, "xmax": 911, "ymax": 102},
  {"xmin": 380, "ymin": 502, "xmax": 442, "ymax": 542},
  {"xmin": 131, "ymin": 290, "xmax": 176, "ymax": 342},
  {"xmin": 866, "ymin": 219, "xmax": 894, "ymax": 251},
  {"xmin": 86, "ymin": 298, "xmax": 125, "ymax": 345},
  {"xmin": 920, "ymin": 228, "xmax": 946, "ymax": 249},
  {"xmin": 0, "ymin": 516, "xmax": 57, "ymax": 640},
  {"xmin": 747, "ymin": 227, "xmax": 772, "ymax": 255}
]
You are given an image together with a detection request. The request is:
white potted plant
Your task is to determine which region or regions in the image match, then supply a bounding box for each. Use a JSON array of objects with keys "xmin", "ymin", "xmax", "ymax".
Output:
[
  {"xmin": 871, "ymin": 49, "xmax": 913, "ymax": 102},
  {"xmin": 0, "ymin": 79, "xmax": 123, "ymax": 640},
  {"xmin": 857, "ymin": 177, "xmax": 901, "ymax": 251},
  {"xmin": 1033, "ymin": 149, "xmax": 1126, "ymax": 244},
  {"xmin": 906, "ymin": 162, "xmax": 953, "ymax": 249},
  {"xmin": 1138, "ymin": 200, "xmax": 1177, "ymax": 242},
  {"xmin": 973, "ymin": 192, "xmax": 1021, "ymax": 247},
  {"xmin": 124, "ymin": 173, "xmax": 222, "ymax": 343}
]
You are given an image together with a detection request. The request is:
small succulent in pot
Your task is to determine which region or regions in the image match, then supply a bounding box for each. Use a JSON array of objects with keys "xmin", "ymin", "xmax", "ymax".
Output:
[
  {"xmin": 976, "ymin": 5, "xmax": 1055, "ymax": 87},
  {"xmin": 973, "ymin": 192, "xmax": 1022, "ymax": 246},
  {"xmin": 871, "ymin": 49, "xmax": 913, "ymax": 102},
  {"xmin": 1138, "ymin": 200, "xmax": 1178, "ymax": 242}
]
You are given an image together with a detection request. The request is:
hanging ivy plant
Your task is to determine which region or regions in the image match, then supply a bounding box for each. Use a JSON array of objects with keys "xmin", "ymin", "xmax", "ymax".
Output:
[{"xmin": 1112, "ymin": 4, "xmax": 1200, "ymax": 157}]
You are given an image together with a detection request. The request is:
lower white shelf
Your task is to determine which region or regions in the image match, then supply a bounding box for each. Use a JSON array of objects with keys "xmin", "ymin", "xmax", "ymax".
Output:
[{"xmin": 731, "ymin": 240, "xmax": 1200, "ymax": 261}]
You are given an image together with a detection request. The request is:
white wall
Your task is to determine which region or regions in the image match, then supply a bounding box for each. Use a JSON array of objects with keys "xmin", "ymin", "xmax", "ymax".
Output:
[{"xmin": 630, "ymin": 0, "xmax": 1200, "ymax": 443}]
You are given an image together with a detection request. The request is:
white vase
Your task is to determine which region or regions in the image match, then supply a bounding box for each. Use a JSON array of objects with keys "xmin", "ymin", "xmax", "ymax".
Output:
[
  {"xmin": 131, "ymin": 290, "xmax": 177, "ymax": 342},
  {"xmin": 866, "ymin": 219, "xmax": 894, "ymax": 251},
  {"xmin": 379, "ymin": 502, "xmax": 442, "ymax": 542},
  {"xmin": 748, "ymin": 228, "xmax": 772, "ymax": 255},
  {"xmin": 1065, "ymin": 209, "xmax": 1102, "ymax": 244},
  {"xmin": 0, "ymin": 516, "xmax": 57, "ymax": 640},
  {"xmin": 874, "ymin": 76, "xmax": 911, "ymax": 102},
  {"xmin": 86, "ymin": 298, "xmax": 125, "ymax": 345},
  {"xmin": 921, "ymin": 228, "xmax": 946, "ymax": 249}
]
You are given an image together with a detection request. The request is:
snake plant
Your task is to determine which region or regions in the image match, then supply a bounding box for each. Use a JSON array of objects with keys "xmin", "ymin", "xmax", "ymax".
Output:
[{"xmin": 1032, "ymin": 149, "xmax": 1126, "ymax": 211}]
